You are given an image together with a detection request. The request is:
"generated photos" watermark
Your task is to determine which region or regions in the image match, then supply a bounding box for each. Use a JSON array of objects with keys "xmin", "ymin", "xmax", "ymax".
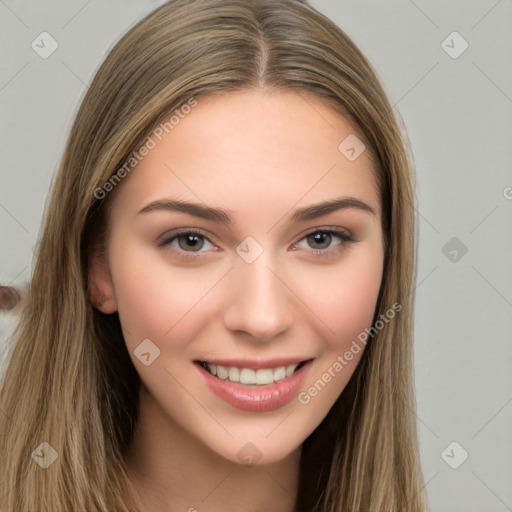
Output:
[
  {"xmin": 298, "ymin": 302, "xmax": 402, "ymax": 405},
  {"xmin": 93, "ymin": 97, "xmax": 198, "ymax": 200}
]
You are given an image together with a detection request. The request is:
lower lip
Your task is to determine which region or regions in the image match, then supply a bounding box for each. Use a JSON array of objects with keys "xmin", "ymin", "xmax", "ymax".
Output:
[{"xmin": 195, "ymin": 360, "xmax": 313, "ymax": 412}]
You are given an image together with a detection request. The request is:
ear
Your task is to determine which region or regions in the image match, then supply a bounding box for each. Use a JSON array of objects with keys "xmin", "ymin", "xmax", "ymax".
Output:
[{"xmin": 88, "ymin": 245, "xmax": 118, "ymax": 314}]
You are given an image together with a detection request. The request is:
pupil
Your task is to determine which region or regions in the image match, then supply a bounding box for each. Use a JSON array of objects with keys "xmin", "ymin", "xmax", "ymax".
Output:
[
  {"xmin": 308, "ymin": 231, "xmax": 330, "ymax": 249},
  {"xmin": 179, "ymin": 234, "xmax": 203, "ymax": 252}
]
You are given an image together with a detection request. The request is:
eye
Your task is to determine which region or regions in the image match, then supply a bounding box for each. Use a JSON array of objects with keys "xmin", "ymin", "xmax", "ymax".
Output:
[
  {"xmin": 293, "ymin": 228, "xmax": 354, "ymax": 257},
  {"xmin": 158, "ymin": 227, "xmax": 355, "ymax": 261},
  {"xmin": 158, "ymin": 228, "xmax": 215, "ymax": 258}
]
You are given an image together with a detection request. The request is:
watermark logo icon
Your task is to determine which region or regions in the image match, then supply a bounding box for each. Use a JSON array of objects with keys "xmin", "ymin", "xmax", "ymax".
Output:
[
  {"xmin": 441, "ymin": 441, "xmax": 469, "ymax": 469},
  {"xmin": 236, "ymin": 236, "xmax": 263, "ymax": 264},
  {"xmin": 134, "ymin": 338, "xmax": 161, "ymax": 366},
  {"xmin": 32, "ymin": 442, "xmax": 59, "ymax": 469},
  {"xmin": 237, "ymin": 442, "xmax": 263, "ymax": 467},
  {"xmin": 442, "ymin": 236, "xmax": 468, "ymax": 263},
  {"xmin": 338, "ymin": 134, "xmax": 365, "ymax": 161},
  {"xmin": 31, "ymin": 32, "xmax": 59, "ymax": 59},
  {"xmin": 441, "ymin": 31, "xmax": 468, "ymax": 59}
]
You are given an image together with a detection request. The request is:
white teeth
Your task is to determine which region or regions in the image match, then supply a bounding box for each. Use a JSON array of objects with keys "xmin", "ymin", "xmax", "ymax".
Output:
[
  {"xmin": 203, "ymin": 361, "xmax": 303, "ymax": 385},
  {"xmin": 228, "ymin": 366, "xmax": 240, "ymax": 382},
  {"xmin": 256, "ymin": 368, "xmax": 274, "ymax": 385},
  {"xmin": 273, "ymin": 366, "xmax": 286, "ymax": 381},
  {"xmin": 216, "ymin": 364, "xmax": 228, "ymax": 380},
  {"xmin": 285, "ymin": 364, "xmax": 298, "ymax": 377},
  {"xmin": 239, "ymin": 368, "xmax": 256, "ymax": 385}
]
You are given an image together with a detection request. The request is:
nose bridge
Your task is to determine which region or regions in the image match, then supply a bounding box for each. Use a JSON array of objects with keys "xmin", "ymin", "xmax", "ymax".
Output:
[{"xmin": 223, "ymin": 246, "xmax": 295, "ymax": 340}]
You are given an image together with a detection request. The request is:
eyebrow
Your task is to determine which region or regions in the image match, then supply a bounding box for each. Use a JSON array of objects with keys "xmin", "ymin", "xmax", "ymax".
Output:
[
  {"xmin": 136, "ymin": 196, "xmax": 376, "ymax": 225},
  {"xmin": 289, "ymin": 197, "xmax": 376, "ymax": 223}
]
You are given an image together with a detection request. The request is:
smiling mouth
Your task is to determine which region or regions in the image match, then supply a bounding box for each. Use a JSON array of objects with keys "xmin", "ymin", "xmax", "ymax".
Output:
[{"xmin": 196, "ymin": 360, "xmax": 311, "ymax": 386}]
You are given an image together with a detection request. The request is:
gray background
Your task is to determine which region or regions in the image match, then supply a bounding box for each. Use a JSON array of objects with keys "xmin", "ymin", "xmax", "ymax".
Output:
[{"xmin": 1, "ymin": 1, "xmax": 511, "ymax": 510}]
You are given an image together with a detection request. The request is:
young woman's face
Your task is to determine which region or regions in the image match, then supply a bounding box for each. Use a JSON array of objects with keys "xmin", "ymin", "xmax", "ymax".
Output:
[{"xmin": 92, "ymin": 90, "xmax": 384, "ymax": 465}]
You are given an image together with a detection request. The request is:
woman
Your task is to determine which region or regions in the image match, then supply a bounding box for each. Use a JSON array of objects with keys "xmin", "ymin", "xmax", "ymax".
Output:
[{"xmin": 0, "ymin": 1, "xmax": 426, "ymax": 510}]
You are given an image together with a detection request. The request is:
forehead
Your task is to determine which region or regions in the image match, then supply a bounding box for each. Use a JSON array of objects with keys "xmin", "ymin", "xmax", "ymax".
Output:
[{"xmin": 109, "ymin": 90, "xmax": 380, "ymax": 223}]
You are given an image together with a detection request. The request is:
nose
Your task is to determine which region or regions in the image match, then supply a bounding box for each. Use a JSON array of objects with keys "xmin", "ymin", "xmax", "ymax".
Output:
[{"xmin": 222, "ymin": 254, "xmax": 295, "ymax": 342}]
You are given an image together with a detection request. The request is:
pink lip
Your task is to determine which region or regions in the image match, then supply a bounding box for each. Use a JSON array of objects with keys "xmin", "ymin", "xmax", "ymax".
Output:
[{"xmin": 195, "ymin": 359, "xmax": 313, "ymax": 412}]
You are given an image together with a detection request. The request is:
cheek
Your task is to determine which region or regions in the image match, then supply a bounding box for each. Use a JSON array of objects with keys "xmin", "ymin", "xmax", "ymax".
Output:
[
  {"xmin": 330, "ymin": 261, "xmax": 382, "ymax": 343},
  {"xmin": 294, "ymin": 247, "xmax": 384, "ymax": 350},
  {"xmin": 293, "ymin": 250, "xmax": 383, "ymax": 424},
  {"xmin": 108, "ymin": 243, "xmax": 228, "ymax": 349}
]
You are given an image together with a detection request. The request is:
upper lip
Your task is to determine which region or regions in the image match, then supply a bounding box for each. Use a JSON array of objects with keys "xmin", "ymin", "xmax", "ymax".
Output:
[{"xmin": 194, "ymin": 357, "xmax": 314, "ymax": 370}]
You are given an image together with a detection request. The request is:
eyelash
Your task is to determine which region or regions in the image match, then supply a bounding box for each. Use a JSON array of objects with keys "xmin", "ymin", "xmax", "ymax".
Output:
[{"xmin": 158, "ymin": 227, "xmax": 355, "ymax": 262}]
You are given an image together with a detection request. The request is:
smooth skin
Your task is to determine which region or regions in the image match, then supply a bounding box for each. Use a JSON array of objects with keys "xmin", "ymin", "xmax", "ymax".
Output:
[{"xmin": 89, "ymin": 90, "xmax": 384, "ymax": 512}]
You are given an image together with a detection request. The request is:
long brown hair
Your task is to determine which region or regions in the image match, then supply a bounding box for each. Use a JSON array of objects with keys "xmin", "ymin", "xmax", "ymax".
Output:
[{"xmin": 0, "ymin": 1, "xmax": 426, "ymax": 510}]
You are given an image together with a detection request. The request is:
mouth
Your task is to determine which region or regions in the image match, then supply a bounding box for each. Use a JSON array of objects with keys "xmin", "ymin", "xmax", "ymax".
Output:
[
  {"xmin": 194, "ymin": 357, "xmax": 315, "ymax": 412},
  {"xmin": 194, "ymin": 359, "xmax": 313, "ymax": 387}
]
